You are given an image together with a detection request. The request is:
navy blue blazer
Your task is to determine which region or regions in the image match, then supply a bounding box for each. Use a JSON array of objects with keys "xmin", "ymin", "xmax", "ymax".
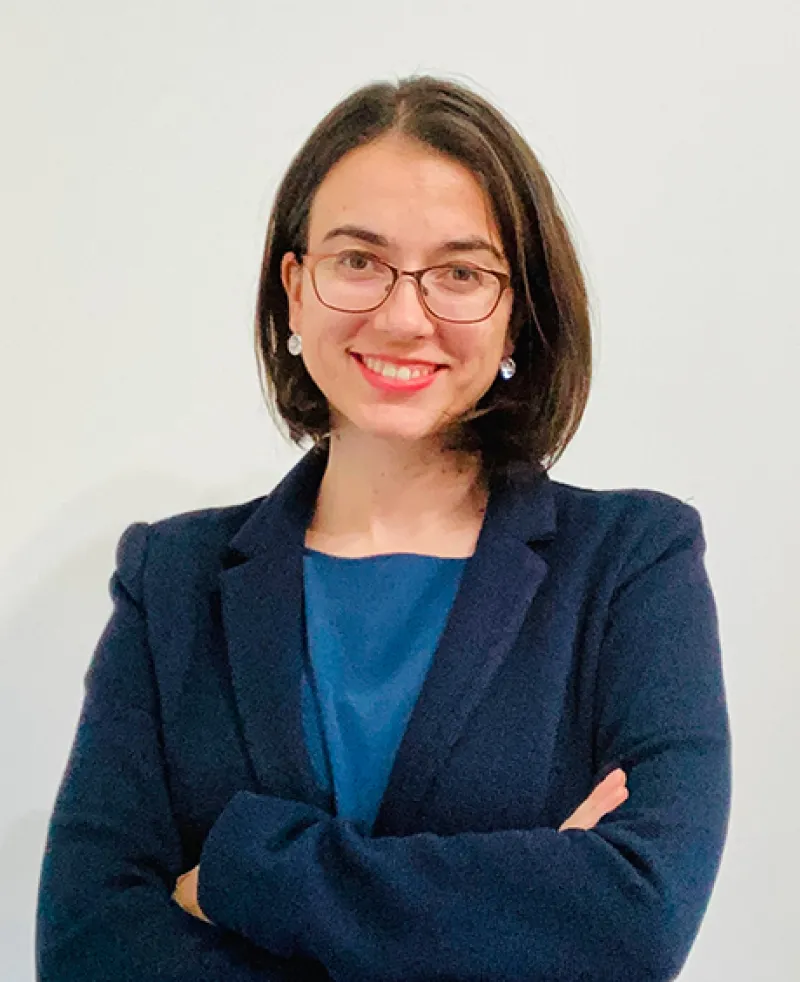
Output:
[{"xmin": 36, "ymin": 446, "xmax": 731, "ymax": 982}]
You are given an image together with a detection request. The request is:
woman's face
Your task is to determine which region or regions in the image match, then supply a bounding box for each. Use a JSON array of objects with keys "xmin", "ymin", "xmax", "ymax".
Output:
[{"xmin": 281, "ymin": 133, "xmax": 514, "ymax": 447}]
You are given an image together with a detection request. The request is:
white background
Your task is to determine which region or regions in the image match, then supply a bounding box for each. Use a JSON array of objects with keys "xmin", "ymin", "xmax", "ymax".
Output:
[{"xmin": 1, "ymin": 1, "xmax": 798, "ymax": 979}]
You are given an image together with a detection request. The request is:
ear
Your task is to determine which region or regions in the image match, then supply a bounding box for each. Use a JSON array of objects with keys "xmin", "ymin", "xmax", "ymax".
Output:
[
  {"xmin": 280, "ymin": 252, "xmax": 304, "ymax": 332},
  {"xmin": 503, "ymin": 337, "xmax": 515, "ymax": 360}
]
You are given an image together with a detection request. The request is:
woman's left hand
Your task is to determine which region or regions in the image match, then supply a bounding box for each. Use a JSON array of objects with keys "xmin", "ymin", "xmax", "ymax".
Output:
[{"xmin": 172, "ymin": 866, "xmax": 213, "ymax": 924}]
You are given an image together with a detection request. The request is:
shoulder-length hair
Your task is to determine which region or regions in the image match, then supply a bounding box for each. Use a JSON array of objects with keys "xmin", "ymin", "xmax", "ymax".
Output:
[{"xmin": 255, "ymin": 75, "xmax": 592, "ymax": 485}]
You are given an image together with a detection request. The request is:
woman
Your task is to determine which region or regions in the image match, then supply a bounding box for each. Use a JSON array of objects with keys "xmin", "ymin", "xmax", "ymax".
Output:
[{"xmin": 36, "ymin": 76, "xmax": 730, "ymax": 981}]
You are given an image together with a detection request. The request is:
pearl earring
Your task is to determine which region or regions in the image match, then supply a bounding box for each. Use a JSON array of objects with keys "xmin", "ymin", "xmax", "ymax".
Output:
[
  {"xmin": 287, "ymin": 333, "xmax": 303, "ymax": 356},
  {"xmin": 499, "ymin": 356, "xmax": 516, "ymax": 381}
]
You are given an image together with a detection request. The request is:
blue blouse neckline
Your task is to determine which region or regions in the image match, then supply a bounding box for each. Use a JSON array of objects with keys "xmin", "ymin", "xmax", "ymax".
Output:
[{"xmin": 303, "ymin": 546, "xmax": 470, "ymax": 563}]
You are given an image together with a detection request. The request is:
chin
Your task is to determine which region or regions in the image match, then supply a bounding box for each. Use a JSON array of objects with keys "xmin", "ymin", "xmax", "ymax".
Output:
[
  {"xmin": 345, "ymin": 409, "xmax": 445, "ymax": 445},
  {"xmin": 360, "ymin": 423, "xmax": 438, "ymax": 444}
]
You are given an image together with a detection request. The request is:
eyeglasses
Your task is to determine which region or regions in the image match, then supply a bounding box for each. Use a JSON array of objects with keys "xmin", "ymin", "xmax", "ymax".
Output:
[{"xmin": 300, "ymin": 250, "xmax": 511, "ymax": 324}]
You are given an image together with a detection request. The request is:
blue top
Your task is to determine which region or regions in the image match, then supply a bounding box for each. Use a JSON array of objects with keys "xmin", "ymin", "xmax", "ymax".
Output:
[
  {"xmin": 36, "ymin": 445, "xmax": 731, "ymax": 982},
  {"xmin": 301, "ymin": 547, "xmax": 468, "ymax": 834}
]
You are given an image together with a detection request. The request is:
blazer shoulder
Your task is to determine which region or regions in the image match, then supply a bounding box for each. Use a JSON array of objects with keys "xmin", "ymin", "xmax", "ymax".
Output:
[
  {"xmin": 548, "ymin": 478, "xmax": 707, "ymax": 571},
  {"xmin": 113, "ymin": 495, "xmax": 267, "ymax": 601},
  {"xmin": 148, "ymin": 496, "xmax": 265, "ymax": 548},
  {"xmin": 550, "ymin": 478, "xmax": 703, "ymax": 525}
]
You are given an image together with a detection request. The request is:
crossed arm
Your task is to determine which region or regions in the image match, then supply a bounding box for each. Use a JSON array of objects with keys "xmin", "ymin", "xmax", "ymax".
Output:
[
  {"xmin": 172, "ymin": 769, "xmax": 630, "ymax": 922},
  {"xmin": 37, "ymin": 508, "xmax": 730, "ymax": 982}
]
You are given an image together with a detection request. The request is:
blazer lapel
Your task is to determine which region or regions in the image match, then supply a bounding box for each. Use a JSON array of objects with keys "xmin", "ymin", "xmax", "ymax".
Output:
[
  {"xmin": 373, "ymin": 464, "xmax": 557, "ymax": 835},
  {"xmin": 218, "ymin": 446, "xmax": 558, "ymax": 831},
  {"xmin": 218, "ymin": 447, "xmax": 330, "ymax": 808}
]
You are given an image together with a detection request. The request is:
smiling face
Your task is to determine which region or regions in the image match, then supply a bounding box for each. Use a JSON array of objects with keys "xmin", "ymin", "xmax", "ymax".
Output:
[{"xmin": 280, "ymin": 133, "xmax": 514, "ymax": 449}]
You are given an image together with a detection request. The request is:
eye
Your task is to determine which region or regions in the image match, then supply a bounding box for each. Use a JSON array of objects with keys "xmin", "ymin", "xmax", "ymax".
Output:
[
  {"xmin": 429, "ymin": 264, "xmax": 486, "ymax": 292},
  {"xmin": 335, "ymin": 250, "xmax": 380, "ymax": 272},
  {"xmin": 447, "ymin": 265, "xmax": 480, "ymax": 282}
]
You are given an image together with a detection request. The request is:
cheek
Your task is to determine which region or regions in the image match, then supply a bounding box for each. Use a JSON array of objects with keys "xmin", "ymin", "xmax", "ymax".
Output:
[
  {"xmin": 448, "ymin": 326, "xmax": 508, "ymax": 371},
  {"xmin": 302, "ymin": 308, "xmax": 359, "ymax": 352},
  {"xmin": 300, "ymin": 312, "xmax": 363, "ymax": 385}
]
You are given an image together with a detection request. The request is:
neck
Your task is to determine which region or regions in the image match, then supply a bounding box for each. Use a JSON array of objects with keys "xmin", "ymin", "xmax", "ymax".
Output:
[{"xmin": 306, "ymin": 429, "xmax": 488, "ymax": 557}]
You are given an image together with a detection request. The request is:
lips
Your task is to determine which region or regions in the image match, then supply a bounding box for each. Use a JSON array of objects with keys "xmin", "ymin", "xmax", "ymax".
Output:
[
  {"xmin": 351, "ymin": 352, "xmax": 444, "ymax": 392},
  {"xmin": 352, "ymin": 352, "xmax": 444, "ymax": 370}
]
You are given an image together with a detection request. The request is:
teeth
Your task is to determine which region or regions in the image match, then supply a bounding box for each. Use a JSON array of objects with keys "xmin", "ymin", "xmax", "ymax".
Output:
[{"xmin": 362, "ymin": 356, "xmax": 436, "ymax": 380}]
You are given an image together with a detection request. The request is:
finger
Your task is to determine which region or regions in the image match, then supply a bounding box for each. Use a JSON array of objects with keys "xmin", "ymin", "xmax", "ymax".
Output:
[
  {"xmin": 584, "ymin": 775, "xmax": 628, "ymax": 818},
  {"xmin": 590, "ymin": 769, "xmax": 627, "ymax": 802},
  {"xmin": 574, "ymin": 771, "xmax": 625, "ymax": 819},
  {"xmin": 559, "ymin": 790, "xmax": 627, "ymax": 832},
  {"xmin": 596, "ymin": 768, "xmax": 626, "ymax": 792},
  {"xmin": 558, "ymin": 770, "xmax": 628, "ymax": 831}
]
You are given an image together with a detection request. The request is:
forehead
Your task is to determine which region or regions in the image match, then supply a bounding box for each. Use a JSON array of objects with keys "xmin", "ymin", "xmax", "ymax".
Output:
[{"xmin": 307, "ymin": 135, "xmax": 502, "ymax": 251}]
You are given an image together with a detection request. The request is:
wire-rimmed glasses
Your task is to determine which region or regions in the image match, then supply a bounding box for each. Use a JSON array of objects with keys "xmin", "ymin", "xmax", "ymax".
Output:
[{"xmin": 300, "ymin": 249, "xmax": 511, "ymax": 324}]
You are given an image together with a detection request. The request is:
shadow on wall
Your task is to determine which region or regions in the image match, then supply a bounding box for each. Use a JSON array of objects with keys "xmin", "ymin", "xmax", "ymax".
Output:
[{"xmin": 0, "ymin": 461, "xmax": 296, "ymax": 982}]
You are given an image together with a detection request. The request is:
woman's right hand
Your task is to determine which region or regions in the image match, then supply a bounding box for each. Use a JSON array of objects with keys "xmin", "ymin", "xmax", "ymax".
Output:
[{"xmin": 558, "ymin": 768, "xmax": 629, "ymax": 832}]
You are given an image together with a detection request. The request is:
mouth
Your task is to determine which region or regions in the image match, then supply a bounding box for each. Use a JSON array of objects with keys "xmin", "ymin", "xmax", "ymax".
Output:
[
  {"xmin": 350, "ymin": 352, "xmax": 445, "ymax": 391},
  {"xmin": 351, "ymin": 352, "xmax": 445, "ymax": 379}
]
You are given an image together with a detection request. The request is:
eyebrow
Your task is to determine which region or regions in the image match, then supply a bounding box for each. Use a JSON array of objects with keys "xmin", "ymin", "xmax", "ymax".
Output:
[{"xmin": 319, "ymin": 224, "xmax": 507, "ymax": 267}]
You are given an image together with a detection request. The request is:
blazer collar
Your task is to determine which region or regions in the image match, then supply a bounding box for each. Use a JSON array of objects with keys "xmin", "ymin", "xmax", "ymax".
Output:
[
  {"xmin": 226, "ymin": 445, "xmax": 329, "ymax": 562},
  {"xmin": 219, "ymin": 445, "xmax": 557, "ymax": 830}
]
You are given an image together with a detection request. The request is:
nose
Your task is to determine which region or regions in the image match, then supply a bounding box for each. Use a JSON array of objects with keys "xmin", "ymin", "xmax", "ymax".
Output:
[{"xmin": 373, "ymin": 273, "xmax": 434, "ymax": 336}]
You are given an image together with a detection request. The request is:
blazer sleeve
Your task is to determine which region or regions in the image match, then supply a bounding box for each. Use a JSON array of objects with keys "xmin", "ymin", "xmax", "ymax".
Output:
[
  {"xmin": 196, "ymin": 501, "xmax": 731, "ymax": 982},
  {"xmin": 35, "ymin": 522, "xmax": 327, "ymax": 982}
]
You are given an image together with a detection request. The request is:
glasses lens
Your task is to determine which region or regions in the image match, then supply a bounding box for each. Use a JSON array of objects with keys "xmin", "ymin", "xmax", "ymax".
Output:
[
  {"xmin": 420, "ymin": 265, "xmax": 501, "ymax": 322},
  {"xmin": 314, "ymin": 252, "xmax": 394, "ymax": 312}
]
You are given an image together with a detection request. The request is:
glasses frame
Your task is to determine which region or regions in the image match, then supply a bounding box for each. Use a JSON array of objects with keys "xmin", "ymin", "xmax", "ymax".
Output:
[{"xmin": 299, "ymin": 251, "xmax": 512, "ymax": 325}]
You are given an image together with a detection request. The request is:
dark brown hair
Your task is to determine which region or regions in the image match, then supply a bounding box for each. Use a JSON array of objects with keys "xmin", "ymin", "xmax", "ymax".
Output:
[{"xmin": 255, "ymin": 75, "xmax": 592, "ymax": 484}]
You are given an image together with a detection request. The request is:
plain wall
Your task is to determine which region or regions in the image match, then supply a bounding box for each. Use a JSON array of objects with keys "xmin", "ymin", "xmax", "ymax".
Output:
[{"xmin": 1, "ymin": 1, "xmax": 798, "ymax": 978}]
